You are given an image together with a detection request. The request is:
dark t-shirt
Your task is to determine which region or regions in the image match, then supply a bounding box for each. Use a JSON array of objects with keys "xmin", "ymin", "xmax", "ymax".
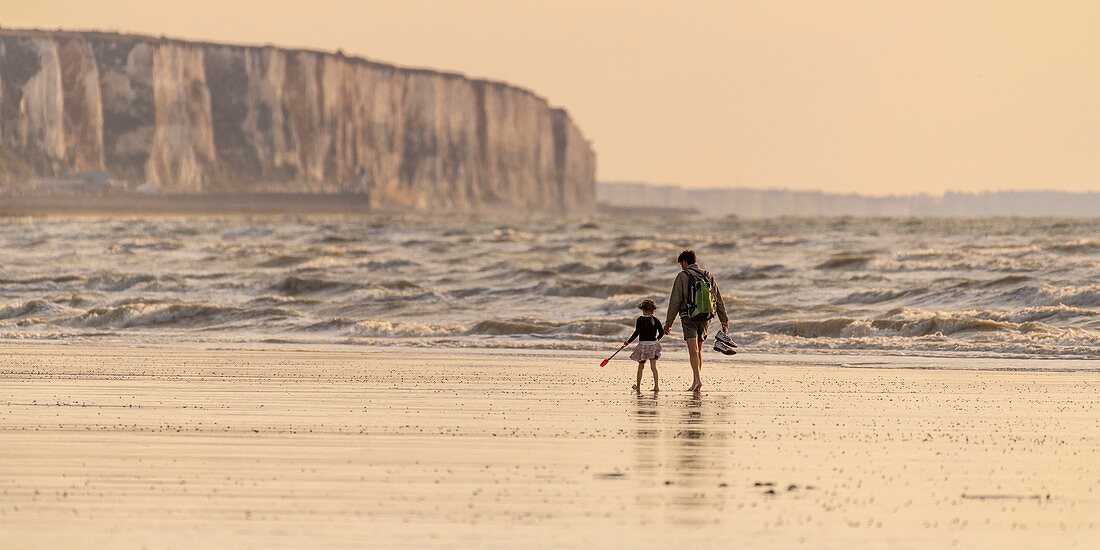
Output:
[{"xmin": 626, "ymin": 316, "xmax": 665, "ymax": 344}]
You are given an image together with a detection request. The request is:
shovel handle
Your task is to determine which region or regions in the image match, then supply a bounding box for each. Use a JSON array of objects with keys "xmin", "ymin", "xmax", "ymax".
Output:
[{"xmin": 599, "ymin": 343, "xmax": 629, "ymax": 367}]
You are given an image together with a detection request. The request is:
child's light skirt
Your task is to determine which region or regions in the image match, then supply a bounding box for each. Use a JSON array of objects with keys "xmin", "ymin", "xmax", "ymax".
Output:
[{"xmin": 630, "ymin": 341, "xmax": 662, "ymax": 362}]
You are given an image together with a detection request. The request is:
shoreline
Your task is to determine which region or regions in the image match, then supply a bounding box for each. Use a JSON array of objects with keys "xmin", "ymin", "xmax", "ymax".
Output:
[{"xmin": 3, "ymin": 335, "xmax": 1096, "ymax": 364}]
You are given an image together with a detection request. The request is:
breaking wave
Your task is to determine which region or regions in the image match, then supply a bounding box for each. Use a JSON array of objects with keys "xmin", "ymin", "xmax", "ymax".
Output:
[
  {"xmin": 0, "ymin": 299, "xmax": 73, "ymax": 320},
  {"xmin": 752, "ymin": 307, "xmax": 1095, "ymax": 342},
  {"xmin": 69, "ymin": 303, "xmax": 294, "ymax": 329},
  {"xmin": 468, "ymin": 318, "xmax": 625, "ymax": 337}
]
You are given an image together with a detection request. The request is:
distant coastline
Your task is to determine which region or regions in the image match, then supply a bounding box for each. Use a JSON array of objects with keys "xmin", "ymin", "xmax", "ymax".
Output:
[{"xmin": 599, "ymin": 182, "xmax": 1100, "ymax": 218}]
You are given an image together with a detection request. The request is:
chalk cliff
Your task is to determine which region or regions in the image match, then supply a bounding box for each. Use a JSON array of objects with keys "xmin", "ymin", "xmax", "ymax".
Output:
[{"xmin": 0, "ymin": 29, "xmax": 596, "ymax": 212}]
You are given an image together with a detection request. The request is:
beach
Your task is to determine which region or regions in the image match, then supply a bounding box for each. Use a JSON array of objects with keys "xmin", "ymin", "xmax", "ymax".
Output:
[{"xmin": 1, "ymin": 343, "xmax": 1096, "ymax": 548}]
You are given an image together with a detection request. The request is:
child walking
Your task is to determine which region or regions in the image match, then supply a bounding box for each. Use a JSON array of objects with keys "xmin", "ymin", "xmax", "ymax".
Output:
[{"xmin": 625, "ymin": 299, "xmax": 665, "ymax": 392}]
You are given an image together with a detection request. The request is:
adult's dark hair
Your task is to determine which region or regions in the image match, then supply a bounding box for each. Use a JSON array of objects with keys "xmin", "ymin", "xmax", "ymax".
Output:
[{"xmin": 676, "ymin": 249, "xmax": 696, "ymax": 265}]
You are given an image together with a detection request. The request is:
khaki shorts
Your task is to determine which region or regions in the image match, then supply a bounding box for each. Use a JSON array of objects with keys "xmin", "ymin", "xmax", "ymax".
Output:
[{"xmin": 681, "ymin": 316, "xmax": 710, "ymax": 341}]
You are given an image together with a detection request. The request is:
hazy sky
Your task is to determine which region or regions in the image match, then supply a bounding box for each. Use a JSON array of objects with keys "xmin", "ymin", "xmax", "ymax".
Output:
[{"xmin": 4, "ymin": 0, "xmax": 1100, "ymax": 194}]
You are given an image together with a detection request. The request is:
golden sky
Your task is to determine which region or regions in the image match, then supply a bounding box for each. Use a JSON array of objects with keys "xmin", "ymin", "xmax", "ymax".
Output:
[{"xmin": 3, "ymin": 0, "xmax": 1099, "ymax": 194}]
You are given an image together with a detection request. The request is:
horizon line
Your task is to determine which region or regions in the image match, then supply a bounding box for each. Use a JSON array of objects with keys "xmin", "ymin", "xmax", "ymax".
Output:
[{"xmin": 599, "ymin": 181, "xmax": 1100, "ymax": 200}]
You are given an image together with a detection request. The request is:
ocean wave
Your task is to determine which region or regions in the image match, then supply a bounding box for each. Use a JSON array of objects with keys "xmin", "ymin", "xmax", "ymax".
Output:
[
  {"xmin": 0, "ymin": 299, "xmax": 73, "ymax": 319},
  {"xmin": 816, "ymin": 255, "xmax": 874, "ymax": 270},
  {"xmin": 611, "ymin": 241, "xmax": 682, "ymax": 258},
  {"xmin": 85, "ymin": 273, "xmax": 177, "ymax": 291},
  {"xmin": 543, "ymin": 260, "xmax": 652, "ymax": 274},
  {"xmin": 469, "ymin": 319, "xmax": 559, "ymax": 335},
  {"xmin": 106, "ymin": 239, "xmax": 185, "ymax": 254},
  {"xmin": 982, "ymin": 305, "xmax": 1098, "ymax": 323},
  {"xmin": 874, "ymin": 257, "xmax": 1045, "ymax": 273},
  {"xmin": 362, "ymin": 283, "xmax": 439, "ymax": 303},
  {"xmin": 978, "ymin": 275, "xmax": 1033, "ymax": 288},
  {"xmin": 483, "ymin": 227, "xmax": 533, "ymax": 243},
  {"xmin": 270, "ymin": 276, "xmax": 359, "ymax": 296},
  {"xmin": 740, "ymin": 331, "xmax": 1100, "ymax": 358},
  {"xmin": 248, "ymin": 295, "xmax": 323, "ymax": 306},
  {"xmin": 1034, "ymin": 285, "xmax": 1100, "ymax": 308},
  {"xmin": 320, "ymin": 234, "xmax": 358, "ymax": 243},
  {"xmin": 375, "ymin": 280, "xmax": 422, "ymax": 291},
  {"xmin": 1047, "ymin": 240, "xmax": 1099, "ymax": 254},
  {"xmin": 833, "ymin": 288, "xmax": 929, "ymax": 305},
  {"xmin": 708, "ymin": 240, "xmax": 739, "ymax": 251},
  {"xmin": 527, "ymin": 243, "xmax": 575, "ymax": 253},
  {"xmin": 290, "ymin": 317, "xmax": 633, "ymax": 339},
  {"xmin": 556, "ymin": 262, "xmax": 597, "ymax": 274},
  {"xmin": 0, "ymin": 274, "xmax": 86, "ymax": 285},
  {"xmin": 258, "ymin": 255, "xmax": 311, "ymax": 267},
  {"xmin": 724, "ymin": 264, "xmax": 791, "ymax": 280},
  {"xmin": 895, "ymin": 251, "xmax": 965, "ymax": 262},
  {"xmin": 348, "ymin": 319, "xmax": 463, "ymax": 338},
  {"xmin": 512, "ymin": 268, "xmax": 561, "ymax": 280},
  {"xmin": 758, "ymin": 236, "xmax": 810, "ymax": 247},
  {"xmin": 297, "ymin": 318, "xmax": 360, "ymax": 332},
  {"xmin": 757, "ymin": 318, "xmax": 862, "ymax": 338},
  {"xmin": 359, "ymin": 259, "xmax": 418, "ymax": 270},
  {"xmin": 538, "ymin": 279, "xmax": 657, "ymax": 299},
  {"xmin": 468, "ymin": 318, "xmax": 626, "ymax": 337},
  {"xmin": 71, "ymin": 303, "xmax": 294, "ymax": 329},
  {"xmin": 755, "ymin": 311, "xmax": 1064, "ymax": 339}
]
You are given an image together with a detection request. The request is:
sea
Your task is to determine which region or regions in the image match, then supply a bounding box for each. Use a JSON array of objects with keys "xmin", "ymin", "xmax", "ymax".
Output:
[{"xmin": 1, "ymin": 215, "xmax": 1097, "ymax": 359}]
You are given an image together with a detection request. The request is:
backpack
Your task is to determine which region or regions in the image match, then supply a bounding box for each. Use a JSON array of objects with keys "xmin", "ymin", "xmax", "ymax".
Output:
[{"xmin": 685, "ymin": 269, "xmax": 716, "ymax": 321}]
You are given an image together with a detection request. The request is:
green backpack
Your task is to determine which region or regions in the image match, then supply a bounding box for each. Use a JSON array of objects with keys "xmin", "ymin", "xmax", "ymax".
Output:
[{"xmin": 686, "ymin": 269, "xmax": 716, "ymax": 321}]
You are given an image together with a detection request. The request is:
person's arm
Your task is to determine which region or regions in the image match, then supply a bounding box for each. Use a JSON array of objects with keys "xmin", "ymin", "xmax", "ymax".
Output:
[
  {"xmin": 712, "ymin": 274, "xmax": 729, "ymax": 329},
  {"xmin": 665, "ymin": 273, "xmax": 684, "ymax": 329},
  {"xmin": 656, "ymin": 318, "xmax": 665, "ymax": 340},
  {"xmin": 624, "ymin": 317, "xmax": 641, "ymax": 345}
]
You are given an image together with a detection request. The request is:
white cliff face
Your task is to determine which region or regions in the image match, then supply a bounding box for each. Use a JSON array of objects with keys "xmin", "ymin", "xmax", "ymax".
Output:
[
  {"xmin": 17, "ymin": 39, "xmax": 65, "ymax": 168},
  {"xmin": 0, "ymin": 30, "xmax": 596, "ymax": 213},
  {"xmin": 58, "ymin": 38, "xmax": 105, "ymax": 172},
  {"xmin": 146, "ymin": 44, "xmax": 215, "ymax": 191}
]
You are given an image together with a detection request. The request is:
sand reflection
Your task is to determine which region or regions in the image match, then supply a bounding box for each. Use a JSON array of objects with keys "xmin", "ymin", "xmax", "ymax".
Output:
[{"xmin": 632, "ymin": 392, "xmax": 731, "ymax": 522}]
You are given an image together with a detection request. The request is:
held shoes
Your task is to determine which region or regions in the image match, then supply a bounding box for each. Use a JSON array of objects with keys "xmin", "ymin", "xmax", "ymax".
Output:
[{"xmin": 713, "ymin": 331, "xmax": 738, "ymax": 355}]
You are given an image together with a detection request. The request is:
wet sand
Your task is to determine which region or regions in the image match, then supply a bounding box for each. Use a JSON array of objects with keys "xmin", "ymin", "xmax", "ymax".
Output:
[{"xmin": 1, "ymin": 344, "xmax": 1097, "ymax": 548}]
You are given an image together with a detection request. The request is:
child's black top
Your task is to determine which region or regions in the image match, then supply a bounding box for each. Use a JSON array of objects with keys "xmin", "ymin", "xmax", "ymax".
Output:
[{"xmin": 626, "ymin": 316, "xmax": 665, "ymax": 343}]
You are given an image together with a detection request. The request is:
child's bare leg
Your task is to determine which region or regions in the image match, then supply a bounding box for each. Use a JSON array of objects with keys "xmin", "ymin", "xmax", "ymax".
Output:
[
  {"xmin": 633, "ymin": 361, "xmax": 645, "ymax": 391},
  {"xmin": 649, "ymin": 359, "xmax": 659, "ymax": 392}
]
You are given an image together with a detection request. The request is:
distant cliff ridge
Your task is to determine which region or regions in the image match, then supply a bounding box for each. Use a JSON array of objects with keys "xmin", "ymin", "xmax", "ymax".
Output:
[
  {"xmin": 599, "ymin": 182, "xmax": 1100, "ymax": 218},
  {"xmin": 0, "ymin": 29, "xmax": 596, "ymax": 212}
]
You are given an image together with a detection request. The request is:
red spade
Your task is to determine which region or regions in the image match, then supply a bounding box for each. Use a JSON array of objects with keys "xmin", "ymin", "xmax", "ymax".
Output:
[{"xmin": 600, "ymin": 343, "xmax": 628, "ymax": 367}]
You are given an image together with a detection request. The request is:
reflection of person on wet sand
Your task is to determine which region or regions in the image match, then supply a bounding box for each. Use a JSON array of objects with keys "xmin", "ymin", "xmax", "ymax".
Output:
[
  {"xmin": 630, "ymin": 392, "xmax": 731, "ymax": 518},
  {"xmin": 664, "ymin": 249, "xmax": 729, "ymax": 392}
]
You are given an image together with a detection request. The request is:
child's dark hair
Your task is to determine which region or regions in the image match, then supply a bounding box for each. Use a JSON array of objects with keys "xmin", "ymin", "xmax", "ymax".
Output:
[
  {"xmin": 677, "ymin": 249, "xmax": 696, "ymax": 264},
  {"xmin": 637, "ymin": 299, "xmax": 657, "ymax": 313}
]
